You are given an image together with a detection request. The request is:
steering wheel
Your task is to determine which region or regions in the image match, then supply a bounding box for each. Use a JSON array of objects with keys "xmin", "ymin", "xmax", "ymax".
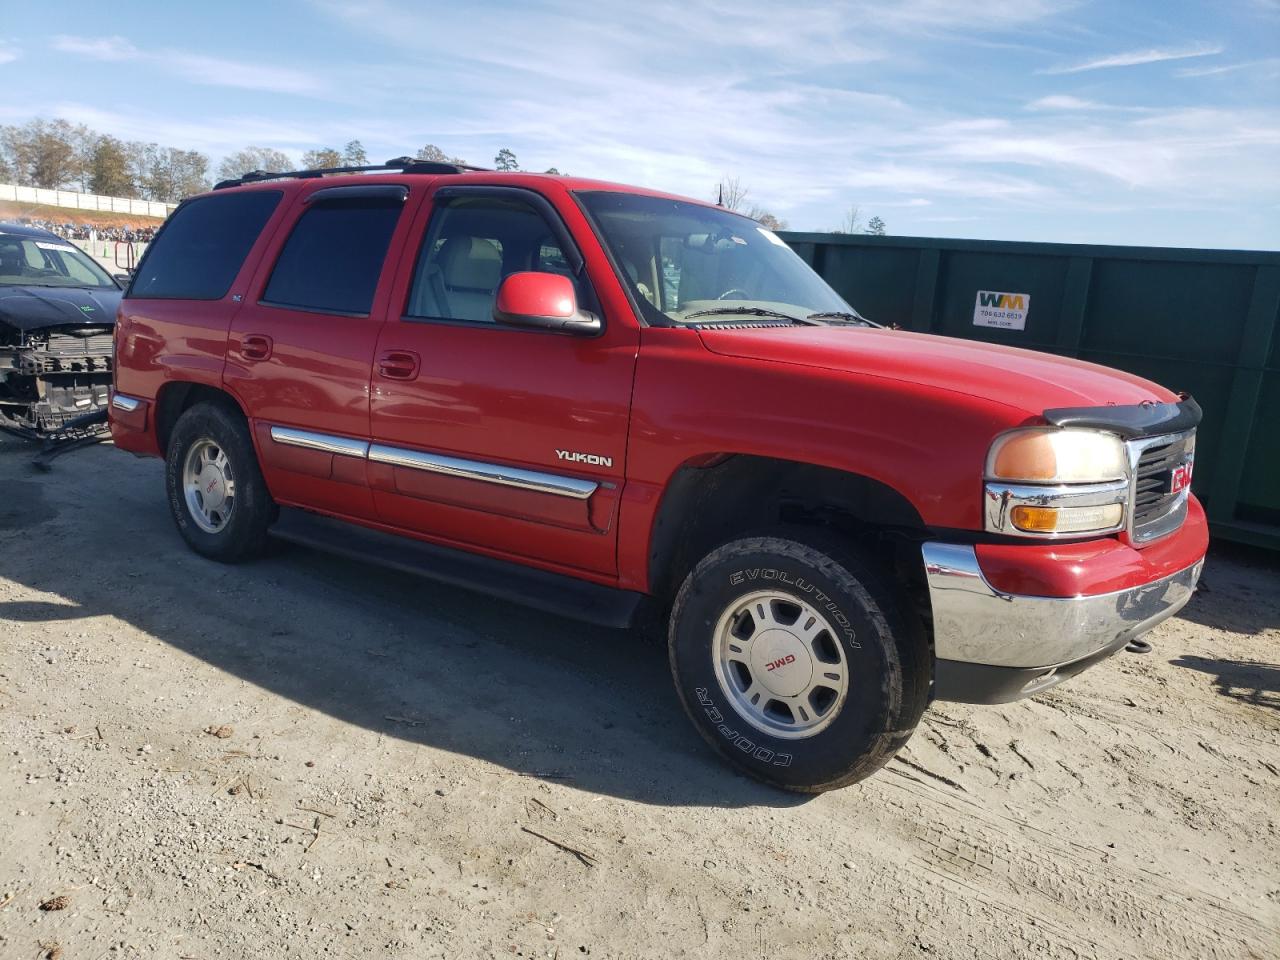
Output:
[{"xmin": 717, "ymin": 288, "xmax": 750, "ymax": 300}]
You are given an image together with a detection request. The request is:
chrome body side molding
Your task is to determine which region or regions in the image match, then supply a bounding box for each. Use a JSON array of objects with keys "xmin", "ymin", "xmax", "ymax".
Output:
[
  {"xmin": 265, "ymin": 424, "xmax": 598, "ymax": 500},
  {"xmin": 368, "ymin": 444, "xmax": 597, "ymax": 500},
  {"xmin": 269, "ymin": 425, "xmax": 370, "ymax": 459}
]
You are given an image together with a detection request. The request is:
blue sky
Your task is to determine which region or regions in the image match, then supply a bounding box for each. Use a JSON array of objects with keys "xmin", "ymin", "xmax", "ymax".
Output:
[{"xmin": 1, "ymin": 0, "xmax": 1277, "ymax": 248}]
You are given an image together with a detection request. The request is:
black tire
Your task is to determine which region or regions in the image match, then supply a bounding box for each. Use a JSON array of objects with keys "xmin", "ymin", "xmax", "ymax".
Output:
[
  {"xmin": 668, "ymin": 532, "xmax": 929, "ymax": 792},
  {"xmin": 165, "ymin": 401, "xmax": 275, "ymax": 563}
]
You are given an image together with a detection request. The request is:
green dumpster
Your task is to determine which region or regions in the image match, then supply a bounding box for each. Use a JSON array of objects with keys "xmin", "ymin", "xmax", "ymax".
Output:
[{"xmin": 781, "ymin": 232, "xmax": 1280, "ymax": 551}]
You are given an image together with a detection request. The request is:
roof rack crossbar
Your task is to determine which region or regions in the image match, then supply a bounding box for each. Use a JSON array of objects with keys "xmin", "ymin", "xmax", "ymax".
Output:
[{"xmin": 213, "ymin": 156, "xmax": 489, "ymax": 190}]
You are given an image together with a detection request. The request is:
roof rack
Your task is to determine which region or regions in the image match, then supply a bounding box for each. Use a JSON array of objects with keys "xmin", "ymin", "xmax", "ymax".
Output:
[{"xmin": 213, "ymin": 156, "xmax": 489, "ymax": 190}]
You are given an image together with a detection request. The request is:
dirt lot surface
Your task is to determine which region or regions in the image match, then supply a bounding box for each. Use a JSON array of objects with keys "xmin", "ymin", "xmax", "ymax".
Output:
[{"xmin": 2, "ymin": 436, "xmax": 1278, "ymax": 959}]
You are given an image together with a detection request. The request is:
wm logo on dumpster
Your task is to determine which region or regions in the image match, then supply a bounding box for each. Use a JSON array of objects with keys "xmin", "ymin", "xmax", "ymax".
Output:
[
  {"xmin": 973, "ymin": 289, "xmax": 1031, "ymax": 331},
  {"xmin": 978, "ymin": 292, "xmax": 1027, "ymax": 310}
]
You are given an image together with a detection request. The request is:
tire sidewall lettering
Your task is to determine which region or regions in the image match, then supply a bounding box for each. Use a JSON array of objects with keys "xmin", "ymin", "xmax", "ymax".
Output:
[
  {"xmin": 728, "ymin": 568, "xmax": 861, "ymax": 648},
  {"xmin": 695, "ymin": 687, "xmax": 791, "ymax": 766}
]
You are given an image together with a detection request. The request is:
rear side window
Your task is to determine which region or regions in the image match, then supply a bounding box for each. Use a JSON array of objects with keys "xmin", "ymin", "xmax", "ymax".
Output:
[
  {"xmin": 262, "ymin": 196, "xmax": 404, "ymax": 316},
  {"xmin": 130, "ymin": 191, "xmax": 281, "ymax": 300}
]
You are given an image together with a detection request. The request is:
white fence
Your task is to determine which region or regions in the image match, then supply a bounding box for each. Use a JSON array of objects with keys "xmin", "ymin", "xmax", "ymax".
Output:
[{"xmin": 0, "ymin": 183, "xmax": 175, "ymax": 219}]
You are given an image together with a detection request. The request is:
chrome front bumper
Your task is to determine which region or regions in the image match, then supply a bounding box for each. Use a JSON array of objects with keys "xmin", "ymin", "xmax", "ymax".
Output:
[{"xmin": 923, "ymin": 542, "xmax": 1203, "ymax": 704}]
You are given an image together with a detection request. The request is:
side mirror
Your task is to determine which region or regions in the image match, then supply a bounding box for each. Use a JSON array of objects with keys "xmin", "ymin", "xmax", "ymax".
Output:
[
  {"xmin": 493, "ymin": 272, "xmax": 601, "ymax": 336},
  {"xmin": 113, "ymin": 272, "xmax": 132, "ymax": 288}
]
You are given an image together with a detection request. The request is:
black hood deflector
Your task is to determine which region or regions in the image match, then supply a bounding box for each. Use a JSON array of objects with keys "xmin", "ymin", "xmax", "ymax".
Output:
[{"xmin": 1042, "ymin": 396, "xmax": 1202, "ymax": 439}]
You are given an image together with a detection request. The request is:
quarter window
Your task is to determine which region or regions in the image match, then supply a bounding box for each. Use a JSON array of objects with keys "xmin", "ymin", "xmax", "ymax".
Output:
[
  {"xmin": 263, "ymin": 195, "xmax": 404, "ymax": 316},
  {"xmin": 406, "ymin": 195, "xmax": 581, "ymax": 324},
  {"xmin": 130, "ymin": 191, "xmax": 281, "ymax": 300}
]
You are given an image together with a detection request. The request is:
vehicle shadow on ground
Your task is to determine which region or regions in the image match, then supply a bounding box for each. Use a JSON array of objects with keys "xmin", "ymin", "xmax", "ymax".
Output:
[
  {"xmin": 0, "ymin": 440, "xmax": 806, "ymax": 810},
  {"xmin": 1169, "ymin": 655, "xmax": 1280, "ymax": 711},
  {"xmin": 1175, "ymin": 541, "xmax": 1280, "ymax": 635}
]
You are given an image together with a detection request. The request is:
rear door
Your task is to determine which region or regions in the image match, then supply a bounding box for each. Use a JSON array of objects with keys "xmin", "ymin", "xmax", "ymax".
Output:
[
  {"xmin": 117, "ymin": 189, "xmax": 287, "ymax": 426},
  {"xmin": 367, "ymin": 185, "xmax": 639, "ymax": 577},
  {"xmin": 225, "ymin": 183, "xmax": 419, "ymax": 520}
]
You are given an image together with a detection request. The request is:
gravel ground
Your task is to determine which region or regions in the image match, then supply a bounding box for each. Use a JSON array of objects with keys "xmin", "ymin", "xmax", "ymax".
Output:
[{"xmin": 1, "ymin": 436, "xmax": 1278, "ymax": 959}]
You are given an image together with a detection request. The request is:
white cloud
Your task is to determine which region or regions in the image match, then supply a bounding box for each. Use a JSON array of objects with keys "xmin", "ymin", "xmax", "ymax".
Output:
[
  {"xmin": 916, "ymin": 108, "xmax": 1280, "ymax": 196},
  {"xmin": 1042, "ymin": 43, "xmax": 1224, "ymax": 74},
  {"xmin": 290, "ymin": 2, "xmax": 1277, "ymax": 232},
  {"xmin": 1026, "ymin": 95, "xmax": 1106, "ymax": 111},
  {"xmin": 1176, "ymin": 57, "xmax": 1280, "ymax": 77},
  {"xmin": 51, "ymin": 34, "xmax": 324, "ymax": 95},
  {"xmin": 0, "ymin": 39, "xmax": 20, "ymax": 65},
  {"xmin": 47, "ymin": 102, "xmax": 326, "ymax": 156},
  {"xmin": 51, "ymin": 35, "xmax": 134, "ymax": 60},
  {"xmin": 19, "ymin": 2, "xmax": 1277, "ymax": 243}
]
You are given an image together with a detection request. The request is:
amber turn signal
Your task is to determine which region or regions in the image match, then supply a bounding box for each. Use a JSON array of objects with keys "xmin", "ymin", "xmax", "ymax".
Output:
[
  {"xmin": 1009, "ymin": 505, "xmax": 1060, "ymax": 532},
  {"xmin": 1009, "ymin": 503, "xmax": 1124, "ymax": 535}
]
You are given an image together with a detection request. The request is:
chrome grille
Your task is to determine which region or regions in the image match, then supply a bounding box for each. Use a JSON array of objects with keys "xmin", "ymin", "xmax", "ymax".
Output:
[{"xmin": 1127, "ymin": 431, "xmax": 1195, "ymax": 542}]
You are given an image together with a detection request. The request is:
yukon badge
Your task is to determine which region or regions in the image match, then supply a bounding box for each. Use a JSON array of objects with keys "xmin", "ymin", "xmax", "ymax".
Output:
[{"xmin": 556, "ymin": 449, "xmax": 613, "ymax": 468}]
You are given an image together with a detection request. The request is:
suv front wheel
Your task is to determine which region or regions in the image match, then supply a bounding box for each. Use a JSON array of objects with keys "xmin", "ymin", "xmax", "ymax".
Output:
[
  {"xmin": 668, "ymin": 534, "xmax": 929, "ymax": 792},
  {"xmin": 165, "ymin": 401, "xmax": 275, "ymax": 562}
]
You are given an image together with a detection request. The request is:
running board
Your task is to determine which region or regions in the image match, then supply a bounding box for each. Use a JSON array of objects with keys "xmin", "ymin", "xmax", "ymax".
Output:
[{"xmin": 270, "ymin": 507, "xmax": 644, "ymax": 629}]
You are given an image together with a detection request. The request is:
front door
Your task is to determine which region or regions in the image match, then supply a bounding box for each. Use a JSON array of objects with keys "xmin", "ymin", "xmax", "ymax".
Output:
[
  {"xmin": 368, "ymin": 185, "xmax": 639, "ymax": 577},
  {"xmin": 225, "ymin": 182, "xmax": 420, "ymax": 520}
]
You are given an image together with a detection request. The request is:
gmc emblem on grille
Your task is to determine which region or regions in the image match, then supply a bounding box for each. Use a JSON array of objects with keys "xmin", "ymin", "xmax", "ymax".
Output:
[{"xmin": 1170, "ymin": 461, "xmax": 1193, "ymax": 494}]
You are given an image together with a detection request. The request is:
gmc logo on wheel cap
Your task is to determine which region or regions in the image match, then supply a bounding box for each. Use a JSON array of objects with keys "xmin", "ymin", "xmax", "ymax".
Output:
[{"xmin": 766, "ymin": 654, "xmax": 796, "ymax": 672}]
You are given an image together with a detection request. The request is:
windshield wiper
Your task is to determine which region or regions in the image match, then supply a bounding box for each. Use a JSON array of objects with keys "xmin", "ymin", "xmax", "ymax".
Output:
[
  {"xmin": 805, "ymin": 310, "xmax": 882, "ymax": 328},
  {"xmin": 684, "ymin": 306, "xmax": 825, "ymax": 326}
]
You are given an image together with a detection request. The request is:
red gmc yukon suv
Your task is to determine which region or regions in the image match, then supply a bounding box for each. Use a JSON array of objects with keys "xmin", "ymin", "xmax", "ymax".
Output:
[{"xmin": 109, "ymin": 159, "xmax": 1207, "ymax": 792}]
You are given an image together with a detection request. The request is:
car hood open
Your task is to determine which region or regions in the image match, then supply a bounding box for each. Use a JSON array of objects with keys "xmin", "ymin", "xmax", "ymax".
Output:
[
  {"xmin": 0, "ymin": 285, "xmax": 122, "ymax": 332},
  {"xmin": 696, "ymin": 325, "xmax": 1179, "ymax": 414}
]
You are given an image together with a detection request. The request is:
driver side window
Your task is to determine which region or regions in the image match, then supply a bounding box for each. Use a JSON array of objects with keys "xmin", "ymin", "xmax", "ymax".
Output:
[{"xmin": 406, "ymin": 195, "xmax": 580, "ymax": 325}]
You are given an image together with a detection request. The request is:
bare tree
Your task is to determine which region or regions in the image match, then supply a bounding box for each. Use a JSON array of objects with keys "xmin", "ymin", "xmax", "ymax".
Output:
[
  {"xmin": 0, "ymin": 119, "xmax": 90, "ymax": 188},
  {"xmin": 0, "ymin": 117, "xmax": 212, "ymax": 200},
  {"xmin": 747, "ymin": 205, "xmax": 788, "ymax": 231},
  {"xmin": 144, "ymin": 147, "xmax": 210, "ymax": 202},
  {"xmin": 833, "ymin": 205, "xmax": 863, "ymax": 234},
  {"xmin": 124, "ymin": 141, "xmax": 154, "ymax": 195},
  {"xmin": 217, "ymin": 146, "xmax": 294, "ymax": 182},
  {"xmin": 300, "ymin": 147, "xmax": 344, "ymax": 170},
  {"xmin": 342, "ymin": 140, "xmax": 367, "ymax": 166},
  {"xmin": 714, "ymin": 176, "xmax": 750, "ymax": 211}
]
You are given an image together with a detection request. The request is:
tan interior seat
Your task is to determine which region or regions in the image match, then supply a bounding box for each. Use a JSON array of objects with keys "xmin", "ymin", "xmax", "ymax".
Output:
[{"xmin": 437, "ymin": 236, "xmax": 503, "ymax": 323}]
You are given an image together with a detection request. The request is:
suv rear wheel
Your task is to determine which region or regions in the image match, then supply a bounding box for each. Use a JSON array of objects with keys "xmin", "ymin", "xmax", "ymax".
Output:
[
  {"xmin": 165, "ymin": 402, "xmax": 275, "ymax": 562},
  {"xmin": 668, "ymin": 533, "xmax": 929, "ymax": 792}
]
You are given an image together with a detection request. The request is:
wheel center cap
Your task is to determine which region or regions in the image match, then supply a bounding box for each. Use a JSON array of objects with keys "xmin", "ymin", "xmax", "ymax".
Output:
[
  {"xmin": 197, "ymin": 465, "xmax": 227, "ymax": 511},
  {"xmin": 750, "ymin": 628, "xmax": 813, "ymax": 698}
]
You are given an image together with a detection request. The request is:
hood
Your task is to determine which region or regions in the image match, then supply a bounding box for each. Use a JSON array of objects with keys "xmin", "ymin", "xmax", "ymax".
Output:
[
  {"xmin": 696, "ymin": 326, "xmax": 1177, "ymax": 414},
  {"xmin": 0, "ymin": 284, "xmax": 122, "ymax": 332}
]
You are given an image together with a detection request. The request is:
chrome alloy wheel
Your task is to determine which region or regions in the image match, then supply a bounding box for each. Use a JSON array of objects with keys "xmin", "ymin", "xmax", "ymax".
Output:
[
  {"xmin": 182, "ymin": 438, "xmax": 236, "ymax": 534},
  {"xmin": 712, "ymin": 590, "xmax": 850, "ymax": 739}
]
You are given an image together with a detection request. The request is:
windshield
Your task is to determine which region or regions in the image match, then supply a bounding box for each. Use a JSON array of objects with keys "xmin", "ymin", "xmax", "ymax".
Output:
[
  {"xmin": 578, "ymin": 191, "xmax": 855, "ymax": 325},
  {"xmin": 0, "ymin": 234, "xmax": 117, "ymax": 289}
]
